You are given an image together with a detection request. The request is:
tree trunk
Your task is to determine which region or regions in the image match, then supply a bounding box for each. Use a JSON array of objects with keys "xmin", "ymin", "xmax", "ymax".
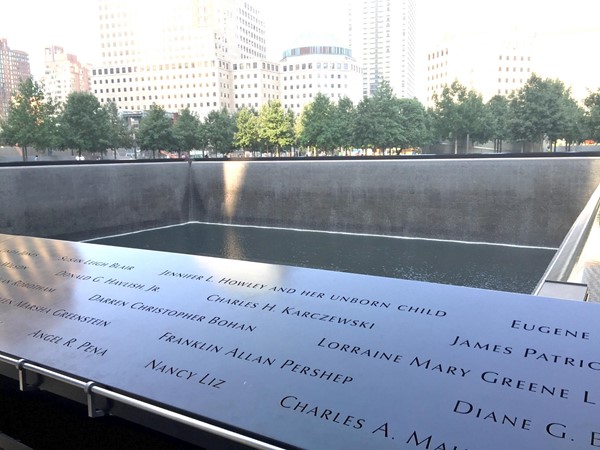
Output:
[
  {"xmin": 465, "ymin": 133, "xmax": 470, "ymax": 154},
  {"xmin": 454, "ymin": 138, "xmax": 458, "ymax": 154}
]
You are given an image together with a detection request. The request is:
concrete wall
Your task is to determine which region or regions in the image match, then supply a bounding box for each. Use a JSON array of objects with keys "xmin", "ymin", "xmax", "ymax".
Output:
[{"xmin": 2, "ymin": 157, "xmax": 600, "ymax": 247}]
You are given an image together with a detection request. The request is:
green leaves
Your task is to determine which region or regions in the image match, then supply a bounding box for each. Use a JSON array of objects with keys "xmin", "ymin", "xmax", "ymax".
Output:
[
  {"xmin": 300, "ymin": 82, "xmax": 429, "ymax": 154},
  {"xmin": 1, "ymin": 80, "xmax": 135, "ymax": 159},
  {"xmin": 104, "ymin": 102, "xmax": 132, "ymax": 157},
  {"xmin": 0, "ymin": 77, "xmax": 55, "ymax": 160},
  {"xmin": 301, "ymin": 94, "xmax": 336, "ymax": 153},
  {"xmin": 234, "ymin": 108, "xmax": 260, "ymax": 152},
  {"xmin": 584, "ymin": 89, "xmax": 600, "ymax": 144},
  {"xmin": 258, "ymin": 100, "xmax": 294, "ymax": 154},
  {"xmin": 3, "ymin": 74, "xmax": 596, "ymax": 160},
  {"xmin": 351, "ymin": 81, "xmax": 429, "ymax": 152},
  {"xmin": 173, "ymin": 108, "xmax": 201, "ymax": 156},
  {"xmin": 508, "ymin": 74, "xmax": 584, "ymax": 150},
  {"xmin": 137, "ymin": 104, "xmax": 175, "ymax": 158},
  {"xmin": 60, "ymin": 92, "xmax": 111, "ymax": 157},
  {"xmin": 431, "ymin": 81, "xmax": 488, "ymax": 150},
  {"xmin": 203, "ymin": 108, "xmax": 236, "ymax": 154}
]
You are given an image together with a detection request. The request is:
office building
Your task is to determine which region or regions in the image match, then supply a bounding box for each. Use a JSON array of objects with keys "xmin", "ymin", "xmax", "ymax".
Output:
[
  {"xmin": 426, "ymin": 33, "xmax": 534, "ymax": 106},
  {"xmin": 41, "ymin": 45, "xmax": 90, "ymax": 105},
  {"xmin": 0, "ymin": 38, "xmax": 31, "ymax": 120},
  {"xmin": 232, "ymin": 60, "xmax": 280, "ymax": 111},
  {"xmin": 92, "ymin": 0, "xmax": 266, "ymax": 117},
  {"xmin": 280, "ymin": 46, "xmax": 362, "ymax": 115},
  {"xmin": 350, "ymin": 0, "xmax": 416, "ymax": 98}
]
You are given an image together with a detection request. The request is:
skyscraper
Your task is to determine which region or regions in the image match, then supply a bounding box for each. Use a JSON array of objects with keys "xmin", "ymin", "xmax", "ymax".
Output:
[
  {"xmin": 92, "ymin": 0, "xmax": 266, "ymax": 116},
  {"xmin": 349, "ymin": 0, "xmax": 416, "ymax": 99},
  {"xmin": 97, "ymin": 0, "xmax": 265, "ymax": 67},
  {"xmin": 0, "ymin": 38, "xmax": 31, "ymax": 120}
]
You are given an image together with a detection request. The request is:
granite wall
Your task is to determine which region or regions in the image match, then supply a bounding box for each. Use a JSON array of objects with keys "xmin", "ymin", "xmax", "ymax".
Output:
[{"xmin": 2, "ymin": 157, "xmax": 600, "ymax": 247}]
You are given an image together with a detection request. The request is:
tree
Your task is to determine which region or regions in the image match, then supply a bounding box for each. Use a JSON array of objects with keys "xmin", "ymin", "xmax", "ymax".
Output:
[
  {"xmin": 370, "ymin": 80, "xmax": 405, "ymax": 152},
  {"xmin": 486, "ymin": 95, "xmax": 510, "ymax": 153},
  {"xmin": 294, "ymin": 109, "xmax": 306, "ymax": 155},
  {"xmin": 300, "ymin": 93, "xmax": 336, "ymax": 154},
  {"xmin": 431, "ymin": 80, "xmax": 487, "ymax": 153},
  {"xmin": 104, "ymin": 102, "xmax": 132, "ymax": 159},
  {"xmin": 333, "ymin": 96, "xmax": 355, "ymax": 155},
  {"xmin": 352, "ymin": 96, "xmax": 377, "ymax": 151},
  {"xmin": 0, "ymin": 77, "xmax": 56, "ymax": 161},
  {"xmin": 173, "ymin": 108, "xmax": 200, "ymax": 157},
  {"xmin": 202, "ymin": 108, "xmax": 236, "ymax": 155},
  {"xmin": 560, "ymin": 98, "xmax": 585, "ymax": 151},
  {"xmin": 137, "ymin": 104, "xmax": 175, "ymax": 158},
  {"xmin": 284, "ymin": 108, "xmax": 297, "ymax": 155},
  {"xmin": 60, "ymin": 91, "xmax": 111, "ymax": 158},
  {"xmin": 508, "ymin": 74, "xmax": 575, "ymax": 152},
  {"xmin": 353, "ymin": 80, "xmax": 406, "ymax": 153},
  {"xmin": 397, "ymin": 98, "xmax": 429, "ymax": 151},
  {"xmin": 234, "ymin": 107, "xmax": 260, "ymax": 155},
  {"xmin": 584, "ymin": 89, "xmax": 600, "ymax": 143},
  {"xmin": 258, "ymin": 100, "xmax": 292, "ymax": 156}
]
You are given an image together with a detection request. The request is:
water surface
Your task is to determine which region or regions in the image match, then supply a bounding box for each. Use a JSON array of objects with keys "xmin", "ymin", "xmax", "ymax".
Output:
[{"xmin": 90, "ymin": 223, "xmax": 556, "ymax": 294}]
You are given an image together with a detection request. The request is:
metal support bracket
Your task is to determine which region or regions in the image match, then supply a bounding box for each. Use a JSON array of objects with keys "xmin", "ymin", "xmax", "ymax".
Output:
[
  {"xmin": 16, "ymin": 359, "xmax": 40, "ymax": 391},
  {"xmin": 84, "ymin": 381, "xmax": 110, "ymax": 418}
]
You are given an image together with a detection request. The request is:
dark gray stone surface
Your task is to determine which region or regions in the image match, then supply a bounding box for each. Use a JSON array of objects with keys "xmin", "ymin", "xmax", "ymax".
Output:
[
  {"xmin": 0, "ymin": 234, "xmax": 599, "ymax": 449},
  {"xmin": 0, "ymin": 162, "xmax": 191, "ymax": 240},
  {"xmin": 192, "ymin": 157, "xmax": 600, "ymax": 247},
  {"xmin": 2, "ymin": 157, "xmax": 600, "ymax": 247}
]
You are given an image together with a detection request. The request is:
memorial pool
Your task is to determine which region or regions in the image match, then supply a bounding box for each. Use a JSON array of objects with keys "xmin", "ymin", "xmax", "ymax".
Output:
[{"xmin": 89, "ymin": 222, "xmax": 556, "ymax": 294}]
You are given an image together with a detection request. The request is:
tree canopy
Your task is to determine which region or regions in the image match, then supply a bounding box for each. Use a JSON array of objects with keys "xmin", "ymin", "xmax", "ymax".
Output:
[
  {"xmin": 137, "ymin": 104, "xmax": 175, "ymax": 158},
  {"xmin": 173, "ymin": 108, "xmax": 201, "ymax": 157},
  {"xmin": 258, "ymin": 100, "xmax": 293, "ymax": 155},
  {"xmin": 3, "ymin": 73, "xmax": 600, "ymax": 160},
  {"xmin": 300, "ymin": 93, "xmax": 336, "ymax": 153},
  {"xmin": 104, "ymin": 102, "xmax": 132, "ymax": 159},
  {"xmin": 234, "ymin": 107, "xmax": 260, "ymax": 154},
  {"xmin": 0, "ymin": 77, "xmax": 57, "ymax": 160},
  {"xmin": 508, "ymin": 74, "xmax": 579, "ymax": 151},
  {"xmin": 202, "ymin": 108, "xmax": 236, "ymax": 155},
  {"xmin": 485, "ymin": 95, "xmax": 510, "ymax": 152},
  {"xmin": 60, "ymin": 92, "xmax": 112, "ymax": 158},
  {"xmin": 431, "ymin": 80, "xmax": 488, "ymax": 153},
  {"xmin": 584, "ymin": 89, "xmax": 600, "ymax": 144}
]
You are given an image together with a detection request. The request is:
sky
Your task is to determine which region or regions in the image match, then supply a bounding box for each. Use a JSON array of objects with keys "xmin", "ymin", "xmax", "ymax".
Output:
[{"xmin": 2, "ymin": 0, "xmax": 600, "ymax": 99}]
